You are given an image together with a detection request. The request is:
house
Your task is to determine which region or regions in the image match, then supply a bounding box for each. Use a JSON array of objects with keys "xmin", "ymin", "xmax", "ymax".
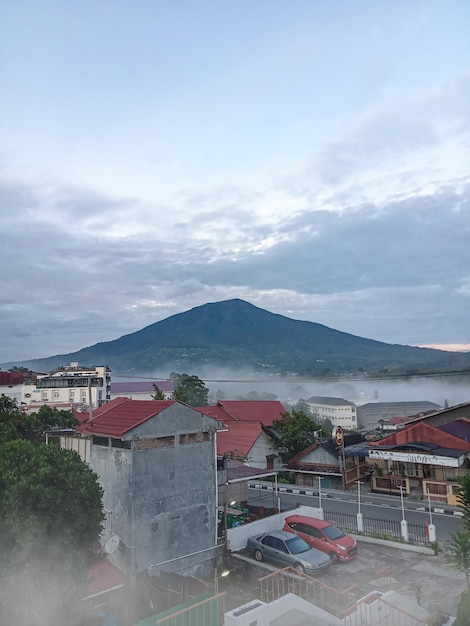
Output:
[
  {"xmin": 197, "ymin": 401, "xmax": 286, "ymax": 470},
  {"xmin": 285, "ymin": 433, "xmax": 368, "ymax": 490},
  {"xmin": 110, "ymin": 380, "xmax": 174, "ymax": 401},
  {"xmin": 306, "ymin": 396, "xmax": 357, "ymax": 429},
  {"xmin": 345, "ymin": 416, "xmax": 470, "ymax": 503},
  {"xmin": 62, "ymin": 397, "xmax": 223, "ymax": 577},
  {"xmin": 22, "ymin": 362, "xmax": 111, "ymax": 409}
]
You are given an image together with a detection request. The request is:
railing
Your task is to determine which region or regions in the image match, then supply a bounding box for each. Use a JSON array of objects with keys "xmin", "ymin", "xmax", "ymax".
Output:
[
  {"xmin": 154, "ymin": 592, "xmax": 226, "ymax": 626},
  {"xmin": 342, "ymin": 594, "xmax": 442, "ymax": 626},
  {"xmin": 327, "ymin": 510, "xmax": 429, "ymax": 545},
  {"xmin": 259, "ymin": 566, "xmax": 356, "ymax": 616}
]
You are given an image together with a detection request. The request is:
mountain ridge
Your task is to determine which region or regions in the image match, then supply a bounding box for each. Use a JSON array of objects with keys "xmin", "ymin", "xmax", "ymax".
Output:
[{"xmin": 3, "ymin": 298, "xmax": 470, "ymax": 377}]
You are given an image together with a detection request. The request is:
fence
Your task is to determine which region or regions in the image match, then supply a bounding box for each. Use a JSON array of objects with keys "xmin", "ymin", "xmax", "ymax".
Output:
[{"xmin": 327, "ymin": 509, "xmax": 430, "ymax": 545}]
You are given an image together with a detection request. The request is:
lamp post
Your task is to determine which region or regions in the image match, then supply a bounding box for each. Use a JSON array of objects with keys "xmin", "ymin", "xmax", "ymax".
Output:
[
  {"xmin": 355, "ymin": 480, "xmax": 364, "ymax": 532},
  {"xmin": 398, "ymin": 484, "xmax": 408, "ymax": 541},
  {"xmin": 426, "ymin": 488, "xmax": 437, "ymax": 543},
  {"xmin": 215, "ymin": 568, "xmax": 230, "ymax": 596},
  {"xmin": 317, "ymin": 476, "xmax": 324, "ymax": 520}
]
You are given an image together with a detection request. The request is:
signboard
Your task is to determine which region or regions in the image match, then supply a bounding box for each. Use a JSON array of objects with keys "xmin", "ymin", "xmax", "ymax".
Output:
[
  {"xmin": 332, "ymin": 425, "xmax": 344, "ymax": 448},
  {"xmin": 369, "ymin": 449, "xmax": 463, "ymax": 467}
]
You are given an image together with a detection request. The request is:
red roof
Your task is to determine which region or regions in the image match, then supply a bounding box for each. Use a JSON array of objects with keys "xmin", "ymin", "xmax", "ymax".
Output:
[
  {"xmin": 372, "ymin": 421, "xmax": 470, "ymax": 451},
  {"xmin": 86, "ymin": 559, "xmax": 125, "ymax": 598},
  {"xmin": 217, "ymin": 421, "xmax": 263, "ymax": 457},
  {"xmin": 79, "ymin": 398, "xmax": 175, "ymax": 437},
  {"xmin": 217, "ymin": 400, "xmax": 285, "ymax": 426}
]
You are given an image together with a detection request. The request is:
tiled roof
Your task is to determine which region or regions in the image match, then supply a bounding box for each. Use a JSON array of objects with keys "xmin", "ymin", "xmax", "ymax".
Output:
[
  {"xmin": 217, "ymin": 421, "xmax": 262, "ymax": 457},
  {"xmin": 217, "ymin": 400, "xmax": 285, "ymax": 426},
  {"xmin": 79, "ymin": 398, "xmax": 175, "ymax": 437},
  {"xmin": 110, "ymin": 380, "xmax": 174, "ymax": 393}
]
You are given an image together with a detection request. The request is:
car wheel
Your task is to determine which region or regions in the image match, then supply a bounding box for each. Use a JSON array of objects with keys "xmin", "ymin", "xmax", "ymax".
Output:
[
  {"xmin": 329, "ymin": 552, "xmax": 338, "ymax": 563},
  {"xmin": 254, "ymin": 549, "xmax": 263, "ymax": 562},
  {"xmin": 294, "ymin": 563, "xmax": 305, "ymax": 573}
]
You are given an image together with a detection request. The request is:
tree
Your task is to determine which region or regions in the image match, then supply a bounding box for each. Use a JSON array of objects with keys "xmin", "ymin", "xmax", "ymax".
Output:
[
  {"xmin": 271, "ymin": 409, "xmax": 327, "ymax": 463},
  {"xmin": 0, "ymin": 397, "xmax": 77, "ymax": 444},
  {"xmin": 152, "ymin": 384, "xmax": 166, "ymax": 400},
  {"xmin": 0, "ymin": 439, "xmax": 104, "ymax": 625},
  {"xmin": 444, "ymin": 531, "xmax": 470, "ymax": 588},
  {"xmin": 456, "ymin": 475, "xmax": 470, "ymax": 532},
  {"xmin": 8, "ymin": 365, "xmax": 29, "ymax": 373},
  {"xmin": 170, "ymin": 372, "xmax": 209, "ymax": 406}
]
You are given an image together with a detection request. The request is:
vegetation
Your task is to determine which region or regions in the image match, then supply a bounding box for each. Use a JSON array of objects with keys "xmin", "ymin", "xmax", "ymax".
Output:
[
  {"xmin": 454, "ymin": 590, "xmax": 470, "ymax": 625},
  {"xmin": 271, "ymin": 408, "xmax": 328, "ymax": 463},
  {"xmin": 171, "ymin": 372, "xmax": 209, "ymax": 406},
  {"xmin": 0, "ymin": 439, "xmax": 104, "ymax": 625},
  {"xmin": 0, "ymin": 396, "xmax": 78, "ymax": 444},
  {"xmin": 152, "ymin": 383, "xmax": 166, "ymax": 400}
]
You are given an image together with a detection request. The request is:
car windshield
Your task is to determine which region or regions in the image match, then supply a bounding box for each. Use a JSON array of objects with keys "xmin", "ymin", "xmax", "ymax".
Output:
[
  {"xmin": 286, "ymin": 535, "xmax": 310, "ymax": 554},
  {"xmin": 323, "ymin": 524, "xmax": 345, "ymax": 540}
]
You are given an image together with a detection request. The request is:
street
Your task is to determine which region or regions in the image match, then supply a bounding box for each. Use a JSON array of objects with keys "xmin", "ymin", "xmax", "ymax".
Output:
[{"xmin": 248, "ymin": 483, "xmax": 463, "ymax": 543}]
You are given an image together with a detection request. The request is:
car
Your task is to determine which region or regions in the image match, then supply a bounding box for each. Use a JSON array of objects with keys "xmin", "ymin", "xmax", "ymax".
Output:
[
  {"xmin": 283, "ymin": 514, "xmax": 358, "ymax": 563},
  {"xmin": 245, "ymin": 529, "xmax": 332, "ymax": 575}
]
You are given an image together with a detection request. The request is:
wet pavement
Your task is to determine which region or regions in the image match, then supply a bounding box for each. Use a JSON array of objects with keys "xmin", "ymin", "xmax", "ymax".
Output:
[{"xmin": 221, "ymin": 539, "xmax": 468, "ymax": 619}]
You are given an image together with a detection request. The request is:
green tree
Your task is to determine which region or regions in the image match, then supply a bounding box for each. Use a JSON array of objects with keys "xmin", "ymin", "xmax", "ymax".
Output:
[
  {"xmin": 444, "ymin": 531, "xmax": 470, "ymax": 588},
  {"xmin": 7, "ymin": 365, "xmax": 29, "ymax": 373},
  {"xmin": 271, "ymin": 409, "xmax": 327, "ymax": 463},
  {"xmin": 0, "ymin": 397, "xmax": 77, "ymax": 443},
  {"xmin": 0, "ymin": 439, "xmax": 104, "ymax": 625},
  {"xmin": 170, "ymin": 372, "xmax": 209, "ymax": 406},
  {"xmin": 152, "ymin": 384, "xmax": 166, "ymax": 400},
  {"xmin": 457, "ymin": 475, "xmax": 470, "ymax": 531}
]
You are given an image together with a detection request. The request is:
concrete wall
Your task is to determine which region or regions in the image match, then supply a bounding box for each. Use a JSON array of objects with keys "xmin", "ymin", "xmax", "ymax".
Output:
[
  {"xmin": 90, "ymin": 402, "xmax": 219, "ymax": 576},
  {"xmin": 226, "ymin": 505, "xmax": 322, "ymax": 552}
]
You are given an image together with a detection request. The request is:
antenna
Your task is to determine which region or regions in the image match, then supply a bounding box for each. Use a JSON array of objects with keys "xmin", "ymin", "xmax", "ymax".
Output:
[{"xmin": 104, "ymin": 535, "xmax": 120, "ymax": 554}]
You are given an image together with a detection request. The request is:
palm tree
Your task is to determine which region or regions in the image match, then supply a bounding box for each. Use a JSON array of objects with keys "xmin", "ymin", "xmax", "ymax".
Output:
[{"xmin": 445, "ymin": 531, "xmax": 470, "ymax": 588}]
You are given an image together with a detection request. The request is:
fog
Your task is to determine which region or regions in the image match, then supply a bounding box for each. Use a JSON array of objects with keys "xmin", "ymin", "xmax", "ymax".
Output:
[{"xmin": 133, "ymin": 366, "xmax": 470, "ymax": 411}]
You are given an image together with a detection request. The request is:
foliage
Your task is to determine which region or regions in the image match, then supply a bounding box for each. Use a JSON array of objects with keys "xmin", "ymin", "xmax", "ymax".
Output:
[
  {"xmin": 8, "ymin": 365, "xmax": 30, "ymax": 373},
  {"xmin": 0, "ymin": 396, "xmax": 77, "ymax": 443},
  {"xmin": 0, "ymin": 439, "xmax": 104, "ymax": 625},
  {"xmin": 456, "ymin": 475, "xmax": 470, "ymax": 531},
  {"xmin": 171, "ymin": 372, "xmax": 209, "ymax": 406},
  {"xmin": 454, "ymin": 589, "xmax": 470, "ymax": 625},
  {"xmin": 152, "ymin": 384, "xmax": 166, "ymax": 400},
  {"xmin": 428, "ymin": 609, "xmax": 450, "ymax": 626},
  {"xmin": 444, "ymin": 531, "xmax": 470, "ymax": 588},
  {"xmin": 271, "ymin": 409, "xmax": 327, "ymax": 463}
]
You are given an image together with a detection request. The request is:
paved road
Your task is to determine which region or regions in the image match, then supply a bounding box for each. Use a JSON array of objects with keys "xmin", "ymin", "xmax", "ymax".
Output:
[{"xmin": 248, "ymin": 482, "xmax": 463, "ymax": 543}]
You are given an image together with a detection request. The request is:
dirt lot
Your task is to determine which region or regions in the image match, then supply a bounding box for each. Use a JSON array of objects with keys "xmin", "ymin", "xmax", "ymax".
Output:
[{"xmin": 219, "ymin": 540, "xmax": 468, "ymax": 618}]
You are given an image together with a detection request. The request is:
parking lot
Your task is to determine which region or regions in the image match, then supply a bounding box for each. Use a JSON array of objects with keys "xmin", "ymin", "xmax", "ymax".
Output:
[{"xmin": 221, "ymin": 539, "xmax": 468, "ymax": 619}]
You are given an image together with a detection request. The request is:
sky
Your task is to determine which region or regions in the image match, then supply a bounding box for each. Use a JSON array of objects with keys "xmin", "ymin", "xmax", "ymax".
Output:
[{"xmin": 1, "ymin": 0, "xmax": 470, "ymax": 363}]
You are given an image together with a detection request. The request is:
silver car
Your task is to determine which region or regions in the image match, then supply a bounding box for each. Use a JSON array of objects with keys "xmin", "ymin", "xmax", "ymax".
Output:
[{"xmin": 246, "ymin": 529, "xmax": 332, "ymax": 574}]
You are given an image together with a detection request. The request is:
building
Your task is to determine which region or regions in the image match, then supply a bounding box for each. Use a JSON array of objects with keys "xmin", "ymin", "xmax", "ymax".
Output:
[
  {"xmin": 22, "ymin": 362, "xmax": 111, "ymax": 409},
  {"xmin": 285, "ymin": 433, "xmax": 368, "ymax": 490},
  {"xmin": 197, "ymin": 401, "xmax": 286, "ymax": 470},
  {"xmin": 110, "ymin": 380, "xmax": 174, "ymax": 401},
  {"xmin": 63, "ymin": 397, "xmax": 222, "ymax": 577},
  {"xmin": 356, "ymin": 401, "xmax": 442, "ymax": 430},
  {"xmin": 306, "ymin": 396, "xmax": 357, "ymax": 429}
]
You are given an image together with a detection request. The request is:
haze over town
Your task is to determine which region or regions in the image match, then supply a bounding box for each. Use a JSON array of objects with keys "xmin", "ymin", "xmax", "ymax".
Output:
[{"xmin": 1, "ymin": 1, "xmax": 470, "ymax": 363}]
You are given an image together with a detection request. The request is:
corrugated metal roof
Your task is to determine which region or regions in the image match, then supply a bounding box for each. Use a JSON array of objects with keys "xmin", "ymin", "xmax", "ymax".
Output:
[
  {"xmin": 110, "ymin": 380, "xmax": 174, "ymax": 393},
  {"xmin": 217, "ymin": 421, "xmax": 262, "ymax": 457}
]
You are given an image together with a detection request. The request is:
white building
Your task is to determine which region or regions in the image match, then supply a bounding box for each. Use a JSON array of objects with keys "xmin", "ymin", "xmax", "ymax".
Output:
[
  {"xmin": 22, "ymin": 362, "xmax": 111, "ymax": 409},
  {"xmin": 307, "ymin": 396, "xmax": 357, "ymax": 429},
  {"xmin": 110, "ymin": 380, "xmax": 174, "ymax": 401}
]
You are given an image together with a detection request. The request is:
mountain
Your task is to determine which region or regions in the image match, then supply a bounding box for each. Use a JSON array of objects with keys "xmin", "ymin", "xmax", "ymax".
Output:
[{"xmin": 4, "ymin": 298, "xmax": 470, "ymax": 376}]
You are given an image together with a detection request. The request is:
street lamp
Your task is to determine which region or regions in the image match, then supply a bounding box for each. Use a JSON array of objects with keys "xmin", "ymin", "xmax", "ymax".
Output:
[
  {"xmin": 317, "ymin": 476, "xmax": 323, "ymax": 518},
  {"xmin": 427, "ymin": 489, "xmax": 433, "ymax": 526},
  {"xmin": 398, "ymin": 484, "xmax": 408, "ymax": 542},
  {"xmin": 398, "ymin": 484, "xmax": 405, "ymax": 521},
  {"xmin": 355, "ymin": 480, "xmax": 364, "ymax": 532},
  {"xmin": 215, "ymin": 568, "xmax": 230, "ymax": 596}
]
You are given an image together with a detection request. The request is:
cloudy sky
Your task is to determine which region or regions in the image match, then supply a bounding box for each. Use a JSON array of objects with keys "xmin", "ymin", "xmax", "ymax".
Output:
[{"xmin": 1, "ymin": 0, "xmax": 470, "ymax": 363}]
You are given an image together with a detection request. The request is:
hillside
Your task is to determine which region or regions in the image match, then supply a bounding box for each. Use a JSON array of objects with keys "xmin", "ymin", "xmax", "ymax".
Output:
[{"xmin": 4, "ymin": 299, "xmax": 470, "ymax": 376}]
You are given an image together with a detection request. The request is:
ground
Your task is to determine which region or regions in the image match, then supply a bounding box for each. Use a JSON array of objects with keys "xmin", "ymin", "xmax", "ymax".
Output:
[{"xmin": 219, "ymin": 540, "xmax": 468, "ymax": 620}]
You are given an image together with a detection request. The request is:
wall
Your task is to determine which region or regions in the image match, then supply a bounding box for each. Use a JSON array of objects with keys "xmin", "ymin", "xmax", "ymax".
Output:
[
  {"xmin": 226, "ymin": 505, "xmax": 323, "ymax": 552},
  {"xmin": 245, "ymin": 430, "xmax": 281, "ymax": 469}
]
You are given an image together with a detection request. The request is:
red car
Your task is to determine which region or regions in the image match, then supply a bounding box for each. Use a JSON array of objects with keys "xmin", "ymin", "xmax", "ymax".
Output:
[{"xmin": 283, "ymin": 514, "xmax": 358, "ymax": 562}]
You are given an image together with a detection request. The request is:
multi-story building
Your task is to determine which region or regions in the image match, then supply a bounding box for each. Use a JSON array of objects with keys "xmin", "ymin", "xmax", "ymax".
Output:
[
  {"xmin": 357, "ymin": 401, "xmax": 442, "ymax": 430},
  {"xmin": 22, "ymin": 362, "xmax": 111, "ymax": 409},
  {"xmin": 110, "ymin": 380, "xmax": 174, "ymax": 401},
  {"xmin": 306, "ymin": 396, "xmax": 357, "ymax": 429}
]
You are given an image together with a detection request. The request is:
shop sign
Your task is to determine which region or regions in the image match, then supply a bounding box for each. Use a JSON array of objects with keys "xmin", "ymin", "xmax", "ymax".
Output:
[{"xmin": 369, "ymin": 449, "xmax": 463, "ymax": 467}]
